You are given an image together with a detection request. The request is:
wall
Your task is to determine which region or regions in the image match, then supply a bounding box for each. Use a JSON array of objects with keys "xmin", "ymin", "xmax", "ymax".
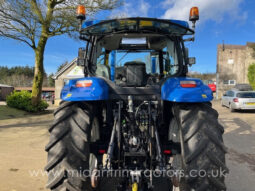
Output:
[
  {"xmin": 0, "ymin": 87, "xmax": 14, "ymax": 101},
  {"xmin": 217, "ymin": 43, "xmax": 255, "ymax": 98},
  {"xmin": 54, "ymin": 63, "xmax": 78, "ymax": 106}
]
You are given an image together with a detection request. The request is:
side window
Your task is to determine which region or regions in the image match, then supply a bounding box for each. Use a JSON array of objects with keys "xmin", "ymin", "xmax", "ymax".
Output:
[
  {"xmin": 163, "ymin": 40, "xmax": 179, "ymax": 76},
  {"xmin": 226, "ymin": 91, "xmax": 230, "ymax": 96},
  {"xmin": 96, "ymin": 46, "xmax": 106, "ymax": 65}
]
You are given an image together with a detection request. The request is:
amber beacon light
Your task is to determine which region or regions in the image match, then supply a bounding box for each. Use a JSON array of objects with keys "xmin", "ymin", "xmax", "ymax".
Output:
[
  {"xmin": 77, "ymin": 5, "xmax": 86, "ymax": 20},
  {"xmin": 189, "ymin": 7, "xmax": 199, "ymax": 22}
]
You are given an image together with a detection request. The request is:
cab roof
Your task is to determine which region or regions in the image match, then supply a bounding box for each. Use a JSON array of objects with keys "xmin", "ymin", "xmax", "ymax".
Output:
[{"xmin": 81, "ymin": 17, "xmax": 194, "ymax": 37}]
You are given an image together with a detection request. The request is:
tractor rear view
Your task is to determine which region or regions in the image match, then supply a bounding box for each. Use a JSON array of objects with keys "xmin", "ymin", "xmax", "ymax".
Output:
[{"xmin": 45, "ymin": 6, "xmax": 228, "ymax": 191}]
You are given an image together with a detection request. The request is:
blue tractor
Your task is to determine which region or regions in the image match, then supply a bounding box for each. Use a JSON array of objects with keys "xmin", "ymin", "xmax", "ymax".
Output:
[{"xmin": 45, "ymin": 6, "xmax": 228, "ymax": 191}]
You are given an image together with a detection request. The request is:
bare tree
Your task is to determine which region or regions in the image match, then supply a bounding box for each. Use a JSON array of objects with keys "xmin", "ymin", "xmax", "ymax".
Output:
[{"xmin": 0, "ymin": 0, "xmax": 121, "ymax": 105}]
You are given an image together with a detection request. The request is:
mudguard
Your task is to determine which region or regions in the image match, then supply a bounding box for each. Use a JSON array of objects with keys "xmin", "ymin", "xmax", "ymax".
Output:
[
  {"xmin": 61, "ymin": 77, "xmax": 109, "ymax": 101},
  {"xmin": 161, "ymin": 77, "xmax": 213, "ymax": 102}
]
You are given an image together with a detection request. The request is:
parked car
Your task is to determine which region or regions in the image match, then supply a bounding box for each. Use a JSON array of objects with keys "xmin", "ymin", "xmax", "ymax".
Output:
[
  {"xmin": 203, "ymin": 80, "xmax": 216, "ymax": 92},
  {"xmin": 221, "ymin": 90, "xmax": 255, "ymax": 111},
  {"xmin": 208, "ymin": 83, "xmax": 216, "ymax": 92}
]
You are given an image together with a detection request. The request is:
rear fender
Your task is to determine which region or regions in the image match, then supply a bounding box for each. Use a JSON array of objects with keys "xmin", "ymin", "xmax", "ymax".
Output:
[
  {"xmin": 161, "ymin": 77, "xmax": 213, "ymax": 102},
  {"xmin": 61, "ymin": 77, "xmax": 109, "ymax": 101}
]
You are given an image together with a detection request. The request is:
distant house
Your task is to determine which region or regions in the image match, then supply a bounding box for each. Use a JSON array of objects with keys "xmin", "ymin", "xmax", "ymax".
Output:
[
  {"xmin": 0, "ymin": 84, "xmax": 14, "ymax": 101},
  {"xmin": 216, "ymin": 42, "xmax": 255, "ymax": 98},
  {"xmin": 14, "ymin": 87, "xmax": 55, "ymax": 97},
  {"xmin": 53, "ymin": 58, "xmax": 84, "ymax": 106},
  {"xmin": 14, "ymin": 87, "xmax": 55, "ymax": 92}
]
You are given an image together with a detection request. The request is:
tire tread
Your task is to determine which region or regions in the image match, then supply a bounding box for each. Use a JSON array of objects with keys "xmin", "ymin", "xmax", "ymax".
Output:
[{"xmin": 172, "ymin": 103, "xmax": 228, "ymax": 191}]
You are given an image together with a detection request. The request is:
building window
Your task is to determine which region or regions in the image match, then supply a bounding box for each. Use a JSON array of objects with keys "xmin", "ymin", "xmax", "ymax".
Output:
[
  {"xmin": 228, "ymin": 59, "xmax": 234, "ymax": 64},
  {"xmin": 229, "ymin": 80, "xmax": 236, "ymax": 85},
  {"xmin": 223, "ymin": 80, "xmax": 236, "ymax": 85},
  {"xmin": 223, "ymin": 80, "xmax": 229, "ymax": 85}
]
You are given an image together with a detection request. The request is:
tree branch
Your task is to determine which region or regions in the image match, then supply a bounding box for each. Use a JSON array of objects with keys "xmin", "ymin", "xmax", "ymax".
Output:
[
  {"xmin": 29, "ymin": 0, "xmax": 45, "ymax": 23},
  {"xmin": 0, "ymin": 31, "xmax": 35, "ymax": 49}
]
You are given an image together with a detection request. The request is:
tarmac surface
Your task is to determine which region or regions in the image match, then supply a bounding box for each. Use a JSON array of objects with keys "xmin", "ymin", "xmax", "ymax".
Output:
[{"xmin": 214, "ymin": 101, "xmax": 255, "ymax": 191}]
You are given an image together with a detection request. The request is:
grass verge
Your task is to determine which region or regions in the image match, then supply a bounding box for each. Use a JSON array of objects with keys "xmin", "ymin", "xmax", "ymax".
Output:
[{"xmin": 0, "ymin": 105, "xmax": 29, "ymax": 120}]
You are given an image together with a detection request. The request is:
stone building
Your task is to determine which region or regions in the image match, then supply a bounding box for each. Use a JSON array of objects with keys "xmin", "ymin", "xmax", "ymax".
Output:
[
  {"xmin": 53, "ymin": 58, "xmax": 84, "ymax": 105},
  {"xmin": 216, "ymin": 42, "xmax": 255, "ymax": 98}
]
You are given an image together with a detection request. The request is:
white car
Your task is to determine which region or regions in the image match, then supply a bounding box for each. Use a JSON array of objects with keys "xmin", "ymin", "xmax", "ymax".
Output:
[{"xmin": 221, "ymin": 90, "xmax": 255, "ymax": 111}]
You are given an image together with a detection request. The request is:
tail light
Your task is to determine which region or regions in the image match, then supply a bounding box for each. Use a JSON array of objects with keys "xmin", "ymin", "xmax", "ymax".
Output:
[
  {"xmin": 98, "ymin": 149, "xmax": 106, "ymax": 154},
  {"xmin": 163, "ymin": 150, "xmax": 172, "ymax": 155},
  {"xmin": 233, "ymin": 98, "xmax": 239, "ymax": 102},
  {"xmin": 180, "ymin": 80, "xmax": 197, "ymax": 88},
  {"xmin": 76, "ymin": 80, "xmax": 93, "ymax": 87}
]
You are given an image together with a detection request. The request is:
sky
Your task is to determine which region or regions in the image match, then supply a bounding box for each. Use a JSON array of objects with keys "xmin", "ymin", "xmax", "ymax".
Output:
[{"xmin": 0, "ymin": 0, "xmax": 255, "ymax": 74}]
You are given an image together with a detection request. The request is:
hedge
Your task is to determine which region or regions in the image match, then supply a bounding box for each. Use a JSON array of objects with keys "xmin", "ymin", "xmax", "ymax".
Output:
[{"xmin": 6, "ymin": 91, "xmax": 48, "ymax": 112}]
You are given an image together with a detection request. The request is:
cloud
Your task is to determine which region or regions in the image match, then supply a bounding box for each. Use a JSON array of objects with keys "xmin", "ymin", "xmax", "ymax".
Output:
[
  {"xmin": 161, "ymin": 0, "xmax": 246, "ymax": 23},
  {"xmin": 140, "ymin": 0, "xmax": 150, "ymax": 16},
  {"xmin": 110, "ymin": 0, "xmax": 150, "ymax": 18}
]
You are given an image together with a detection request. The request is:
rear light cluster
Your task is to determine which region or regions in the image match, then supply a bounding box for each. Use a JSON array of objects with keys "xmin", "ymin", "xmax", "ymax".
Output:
[
  {"xmin": 163, "ymin": 150, "xmax": 172, "ymax": 155},
  {"xmin": 233, "ymin": 98, "xmax": 239, "ymax": 102},
  {"xmin": 98, "ymin": 149, "xmax": 106, "ymax": 154},
  {"xmin": 76, "ymin": 80, "xmax": 93, "ymax": 87},
  {"xmin": 180, "ymin": 80, "xmax": 197, "ymax": 88}
]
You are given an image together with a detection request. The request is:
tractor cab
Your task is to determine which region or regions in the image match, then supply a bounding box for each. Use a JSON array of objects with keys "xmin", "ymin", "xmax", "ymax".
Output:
[
  {"xmin": 61, "ymin": 8, "xmax": 212, "ymax": 103},
  {"xmin": 77, "ymin": 18, "xmax": 194, "ymax": 87}
]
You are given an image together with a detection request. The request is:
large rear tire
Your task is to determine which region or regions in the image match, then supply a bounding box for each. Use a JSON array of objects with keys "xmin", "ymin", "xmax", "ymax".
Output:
[
  {"xmin": 170, "ymin": 103, "xmax": 228, "ymax": 191},
  {"xmin": 45, "ymin": 101, "xmax": 100, "ymax": 191}
]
